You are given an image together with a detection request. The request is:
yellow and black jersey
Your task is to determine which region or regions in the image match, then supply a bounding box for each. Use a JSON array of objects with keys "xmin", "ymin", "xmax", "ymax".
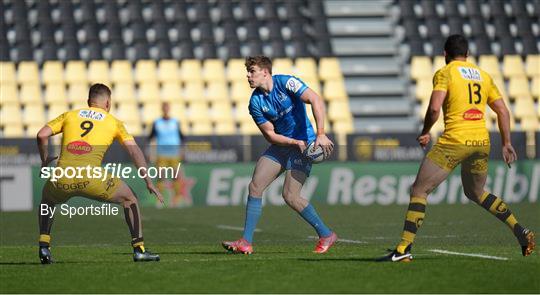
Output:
[
  {"xmin": 47, "ymin": 107, "xmax": 134, "ymax": 168},
  {"xmin": 432, "ymin": 60, "xmax": 502, "ymax": 145}
]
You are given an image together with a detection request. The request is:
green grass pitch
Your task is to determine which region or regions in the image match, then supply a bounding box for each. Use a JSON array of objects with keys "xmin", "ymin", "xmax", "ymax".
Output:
[{"xmin": 1, "ymin": 203, "xmax": 539, "ymax": 293}]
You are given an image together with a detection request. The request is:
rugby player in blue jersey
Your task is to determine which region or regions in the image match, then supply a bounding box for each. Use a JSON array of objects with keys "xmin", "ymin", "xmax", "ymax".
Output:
[{"xmin": 222, "ymin": 56, "xmax": 337, "ymax": 254}]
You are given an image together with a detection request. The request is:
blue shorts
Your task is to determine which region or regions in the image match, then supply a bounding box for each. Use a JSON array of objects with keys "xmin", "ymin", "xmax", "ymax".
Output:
[{"xmin": 262, "ymin": 145, "xmax": 312, "ymax": 176}]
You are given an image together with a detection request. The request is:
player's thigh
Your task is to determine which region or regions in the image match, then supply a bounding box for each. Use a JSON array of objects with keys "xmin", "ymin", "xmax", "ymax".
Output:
[
  {"xmin": 282, "ymin": 169, "xmax": 307, "ymax": 199},
  {"xmin": 460, "ymin": 149, "xmax": 489, "ymax": 201},
  {"xmin": 109, "ymin": 180, "xmax": 138, "ymax": 204},
  {"xmin": 79, "ymin": 177, "xmax": 124, "ymax": 203},
  {"xmin": 411, "ymin": 156, "xmax": 451, "ymax": 195},
  {"xmin": 41, "ymin": 180, "xmax": 69, "ymax": 205},
  {"xmin": 250, "ymin": 156, "xmax": 283, "ymax": 196}
]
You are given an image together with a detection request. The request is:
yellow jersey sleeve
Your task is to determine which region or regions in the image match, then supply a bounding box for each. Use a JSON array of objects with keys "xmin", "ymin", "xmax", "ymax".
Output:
[
  {"xmin": 114, "ymin": 119, "xmax": 134, "ymax": 144},
  {"xmin": 433, "ymin": 68, "xmax": 449, "ymax": 92},
  {"xmin": 487, "ymin": 76, "xmax": 502, "ymax": 104},
  {"xmin": 46, "ymin": 112, "xmax": 67, "ymax": 135}
]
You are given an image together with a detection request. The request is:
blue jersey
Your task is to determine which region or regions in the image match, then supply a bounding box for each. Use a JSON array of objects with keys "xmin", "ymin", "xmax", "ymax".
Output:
[
  {"xmin": 149, "ymin": 118, "xmax": 183, "ymax": 157},
  {"xmin": 248, "ymin": 75, "xmax": 316, "ymax": 142}
]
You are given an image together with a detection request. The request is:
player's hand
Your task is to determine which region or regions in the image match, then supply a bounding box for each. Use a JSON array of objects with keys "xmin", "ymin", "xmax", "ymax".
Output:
[
  {"xmin": 295, "ymin": 140, "xmax": 308, "ymax": 153},
  {"xmin": 146, "ymin": 181, "xmax": 164, "ymax": 204},
  {"xmin": 41, "ymin": 156, "xmax": 58, "ymax": 168},
  {"xmin": 502, "ymin": 144, "xmax": 517, "ymax": 167},
  {"xmin": 417, "ymin": 133, "xmax": 431, "ymax": 149},
  {"xmin": 315, "ymin": 134, "xmax": 334, "ymax": 158}
]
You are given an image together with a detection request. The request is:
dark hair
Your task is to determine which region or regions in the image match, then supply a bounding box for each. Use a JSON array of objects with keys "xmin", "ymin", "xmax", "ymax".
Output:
[
  {"xmin": 245, "ymin": 56, "xmax": 272, "ymax": 74},
  {"xmin": 444, "ymin": 34, "xmax": 469, "ymax": 58},
  {"xmin": 88, "ymin": 83, "xmax": 111, "ymax": 99}
]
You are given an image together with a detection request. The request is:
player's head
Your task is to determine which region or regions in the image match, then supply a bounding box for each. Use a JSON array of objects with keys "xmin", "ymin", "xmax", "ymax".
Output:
[
  {"xmin": 444, "ymin": 34, "xmax": 469, "ymax": 64},
  {"xmin": 88, "ymin": 83, "xmax": 112, "ymax": 112},
  {"xmin": 245, "ymin": 56, "xmax": 272, "ymax": 88},
  {"xmin": 162, "ymin": 101, "xmax": 170, "ymax": 119}
]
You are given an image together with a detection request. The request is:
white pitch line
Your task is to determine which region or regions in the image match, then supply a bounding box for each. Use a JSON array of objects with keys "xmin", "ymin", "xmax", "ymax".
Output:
[
  {"xmin": 429, "ymin": 249, "xmax": 508, "ymax": 261},
  {"xmin": 307, "ymin": 236, "xmax": 367, "ymax": 244},
  {"xmin": 217, "ymin": 225, "xmax": 261, "ymax": 232}
]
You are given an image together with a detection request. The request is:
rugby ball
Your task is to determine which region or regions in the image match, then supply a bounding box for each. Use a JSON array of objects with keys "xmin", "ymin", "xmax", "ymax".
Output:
[{"xmin": 304, "ymin": 141, "xmax": 327, "ymax": 163}]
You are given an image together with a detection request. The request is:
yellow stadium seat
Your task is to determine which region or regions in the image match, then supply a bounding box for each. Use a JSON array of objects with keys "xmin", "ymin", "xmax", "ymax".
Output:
[
  {"xmin": 304, "ymin": 79, "xmax": 321, "ymax": 96},
  {"xmin": 239, "ymin": 121, "xmax": 259, "ymax": 135},
  {"xmin": 70, "ymin": 100, "xmax": 89, "ymax": 110},
  {"xmin": 323, "ymin": 79, "xmax": 347, "ymax": 101},
  {"xmin": 0, "ymin": 103, "xmax": 22, "ymax": 126},
  {"xmin": 47, "ymin": 102, "xmax": 69, "ymax": 121},
  {"xmin": 230, "ymin": 81, "xmax": 252, "ymax": 104},
  {"xmin": 492, "ymin": 77, "xmax": 508, "ymax": 98},
  {"xmin": 3, "ymin": 124, "xmax": 24, "ymax": 137},
  {"xmin": 203, "ymin": 59, "xmax": 226, "ymax": 82},
  {"xmin": 42, "ymin": 61, "xmax": 64, "ymax": 85},
  {"xmin": 181, "ymin": 59, "xmax": 202, "ymax": 82},
  {"xmin": 206, "ymin": 81, "xmax": 229, "ymax": 102},
  {"xmin": 113, "ymin": 82, "xmax": 136, "ymax": 103},
  {"xmin": 19, "ymin": 83, "xmax": 42, "ymax": 104},
  {"xmin": 520, "ymin": 116, "xmax": 539, "ymax": 132},
  {"xmin": 186, "ymin": 101, "xmax": 210, "ymax": 122},
  {"xmin": 508, "ymin": 77, "xmax": 531, "ymax": 98},
  {"xmin": 532, "ymin": 76, "xmax": 540, "ymax": 99},
  {"xmin": 0, "ymin": 83, "xmax": 18, "ymax": 105},
  {"xmin": 88, "ymin": 60, "xmax": 110, "ymax": 85},
  {"xmin": 332, "ymin": 119, "xmax": 354, "ymax": 134},
  {"xmin": 235, "ymin": 104, "xmax": 252, "ymax": 123},
  {"xmin": 0, "ymin": 62, "xmax": 16, "ymax": 84},
  {"xmin": 158, "ymin": 60, "xmax": 180, "ymax": 83},
  {"xmin": 135, "ymin": 60, "xmax": 158, "ymax": 83},
  {"xmin": 17, "ymin": 61, "xmax": 40, "ymax": 85},
  {"xmin": 415, "ymin": 79, "xmax": 432, "ymax": 101},
  {"xmin": 305, "ymin": 104, "xmax": 331, "ymax": 129},
  {"xmin": 514, "ymin": 97, "xmax": 536, "ymax": 119},
  {"xmin": 161, "ymin": 81, "xmax": 183, "ymax": 102},
  {"xmin": 169, "ymin": 102, "xmax": 186, "ymax": 121},
  {"xmin": 328, "ymin": 101, "xmax": 351, "ymax": 121},
  {"xmin": 215, "ymin": 120, "xmax": 236, "ymax": 135},
  {"xmin": 141, "ymin": 102, "xmax": 162, "ymax": 125},
  {"xmin": 111, "ymin": 60, "xmax": 133, "ymax": 84},
  {"xmin": 65, "ymin": 61, "xmax": 88, "ymax": 84},
  {"xmin": 319, "ymin": 58, "xmax": 343, "ymax": 81},
  {"xmin": 67, "ymin": 83, "xmax": 88, "ymax": 103},
  {"xmin": 211, "ymin": 101, "xmax": 233, "ymax": 122},
  {"xmin": 191, "ymin": 121, "xmax": 213, "ymax": 135},
  {"xmin": 184, "ymin": 81, "xmax": 204, "ymax": 102},
  {"xmin": 115, "ymin": 102, "xmax": 140, "ymax": 125},
  {"xmin": 272, "ymin": 58, "xmax": 294, "ymax": 75},
  {"xmin": 503, "ymin": 55, "xmax": 526, "ymax": 78},
  {"xmin": 138, "ymin": 82, "xmax": 161, "ymax": 103},
  {"xmin": 479, "ymin": 55, "xmax": 502, "ymax": 78},
  {"xmin": 227, "ymin": 59, "xmax": 246, "ymax": 82},
  {"xmin": 124, "ymin": 121, "xmax": 143, "ymax": 136},
  {"xmin": 467, "ymin": 56, "xmax": 477, "ymax": 65},
  {"xmin": 44, "ymin": 84, "xmax": 67, "ymax": 104},
  {"xmin": 295, "ymin": 58, "xmax": 318, "ymax": 81},
  {"xmin": 23, "ymin": 104, "xmax": 46, "ymax": 125},
  {"xmin": 26, "ymin": 123, "xmax": 45, "ymax": 137},
  {"xmin": 525, "ymin": 55, "xmax": 540, "ymax": 77},
  {"xmin": 432, "ymin": 56, "xmax": 446, "ymax": 73}
]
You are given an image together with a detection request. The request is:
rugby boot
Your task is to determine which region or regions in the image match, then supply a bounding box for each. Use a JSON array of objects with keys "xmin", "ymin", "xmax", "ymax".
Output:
[
  {"xmin": 517, "ymin": 228, "xmax": 535, "ymax": 256},
  {"xmin": 133, "ymin": 247, "xmax": 160, "ymax": 262},
  {"xmin": 313, "ymin": 232, "xmax": 338, "ymax": 254},
  {"xmin": 222, "ymin": 238, "xmax": 253, "ymax": 254},
  {"xmin": 376, "ymin": 244, "xmax": 413, "ymax": 262}
]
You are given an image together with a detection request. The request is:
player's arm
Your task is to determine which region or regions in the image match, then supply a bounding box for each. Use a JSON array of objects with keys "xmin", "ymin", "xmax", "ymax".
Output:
[
  {"xmin": 257, "ymin": 122, "xmax": 307, "ymax": 151},
  {"xmin": 122, "ymin": 140, "xmax": 164, "ymax": 204},
  {"xmin": 36, "ymin": 126, "xmax": 57, "ymax": 167},
  {"xmin": 488, "ymin": 98, "xmax": 517, "ymax": 165},
  {"xmin": 300, "ymin": 88, "xmax": 334, "ymax": 155},
  {"xmin": 418, "ymin": 90, "xmax": 446, "ymax": 148}
]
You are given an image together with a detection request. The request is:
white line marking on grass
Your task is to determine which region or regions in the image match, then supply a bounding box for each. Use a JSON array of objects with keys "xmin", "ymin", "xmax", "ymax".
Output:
[
  {"xmin": 307, "ymin": 236, "xmax": 367, "ymax": 244},
  {"xmin": 429, "ymin": 249, "xmax": 508, "ymax": 261},
  {"xmin": 217, "ymin": 225, "xmax": 261, "ymax": 232}
]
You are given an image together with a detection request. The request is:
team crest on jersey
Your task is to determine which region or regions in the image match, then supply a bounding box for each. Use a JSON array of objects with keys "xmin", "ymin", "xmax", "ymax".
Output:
[
  {"xmin": 262, "ymin": 105, "xmax": 270, "ymax": 112},
  {"xmin": 285, "ymin": 77, "xmax": 302, "ymax": 93},
  {"xmin": 79, "ymin": 110, "xmax": 105, "ymax": 121},
  {"xmin": 463, "ymin": 108, "xmax": 483, "ymax": 120},
  {"xmin": 458, "ymin": 67, "xmax": 482, "ymax": 81},
  {"xmin": 66, "ymin": 140, "xmax": 93, "ymax": 155}
]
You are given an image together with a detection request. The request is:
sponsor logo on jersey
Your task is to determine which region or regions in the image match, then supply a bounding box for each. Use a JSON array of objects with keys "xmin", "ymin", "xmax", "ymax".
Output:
[
  {"xmin": 458, "ymin": 67, "xmax": 482, "ymax": 81},
  {"xmin": 285, "ymin": 77, "xmax": 303, "ymax": 93},
  {"xmin": 463, "ymin": 108, "xmax": 483, "ymax": 120},
  {"xmin": 66, "ymin": 140, "xmax": 93, "ymax": 155},
  {"xmin": 278, "ymin": 92, "xmax": 288, "ymax": 101},
  {"xmin": 262, "ymin": 105, "xmax": 270, "ymax": 113},
  {"xmin": 79, "ymin": 110, "xmax": 105, "ymax": 121}
]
